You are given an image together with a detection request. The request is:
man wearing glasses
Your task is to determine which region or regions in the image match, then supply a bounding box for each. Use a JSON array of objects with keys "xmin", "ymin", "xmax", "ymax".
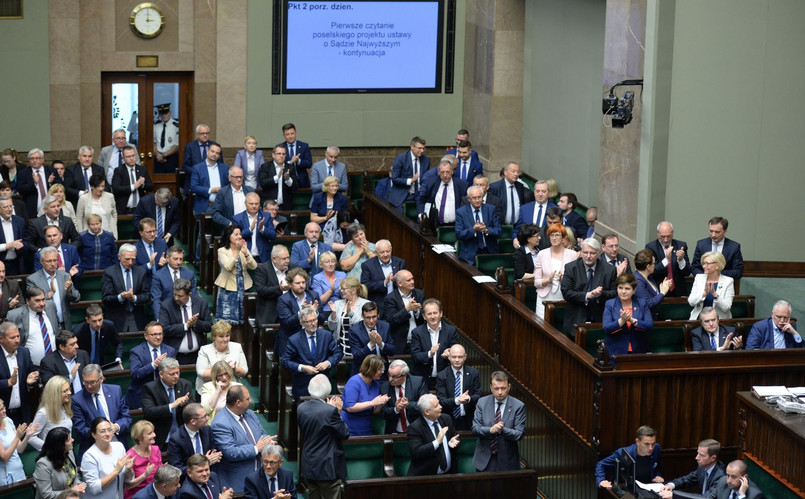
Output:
[
  {"xmin": 102, "ymin": 244, "xmax": 153, "ymax": 333},
  {"xmin": 125, "ymin": 321, "xmax": 176, "ymax": 409},
  {"xmin": 281, "ymin": 307, "xmax": 342, "ymax": 399},
  {"xmin": 167, "ymin": 402, "xmax": 223, "ymax": 475},
  {"xmin": 211, "ymin": 166, "xmax": 254, "ymax": 233}
]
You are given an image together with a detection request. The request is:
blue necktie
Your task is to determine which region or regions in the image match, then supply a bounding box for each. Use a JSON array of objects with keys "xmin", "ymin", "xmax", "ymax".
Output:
[
  {"xmin": 536, "ymin": 204, "xmax": 543, "ymax": 227},
  {"xmin": 194, "ymin": 432, "xmax": 203, "ymax": 454},
  {"xmin": 309, "ymin": 335, "xmax": 317, "ymax": 360},
  {"xmin": 156, "ymin": 208, "xmax": 164, "ymax": 239},
  {"xmin": 710, "ymin": 333, "xmax": 717, "ymax": 350},
  {"xmin": 475, "ymin": 209, "xmax": 486, "ymax": 248},
  {"xmin": 453, "ymin": 371, "xmax": 462, "ymax": 419},
  {"xmin": 125, "ymin": 269, "xmax": 134, "ymax": 312},
  {"xmin": 95, "ymin": 393, "xmax": 108, "ymax": 419}
]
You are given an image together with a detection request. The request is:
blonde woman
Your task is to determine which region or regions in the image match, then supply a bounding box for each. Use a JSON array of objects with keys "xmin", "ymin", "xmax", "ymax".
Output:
[
  {"xmin": 233, "ymin": 135, "xmax": 264, "ymax": 190},
  {"xmin": 30, "ymin": 376, "xmax": 74, "ymax": 451},
  {"xmin": 200, "ymin": 360, "xmax": 243, "ymax": 421},
  {"xmin": 39, "ymin": 183, "xmax": 76, "ymax": 219},
  {"xmin": 327, "ymin": 276, "xmax": 370, "ymax": 355},
  {"xmin": 311, "ymin": 251, "xmax": 346, "ymax": 311},
  {"xmin": 123, "ymin": 420, "xmax": 161, "ymax": 499},
  {"xmin": 688, "ymin": 251, "xmax": 734, "ymax": 320},
  {"xmin": 196, "ymin": 321, "xmax": 248, "ymax": 393}
]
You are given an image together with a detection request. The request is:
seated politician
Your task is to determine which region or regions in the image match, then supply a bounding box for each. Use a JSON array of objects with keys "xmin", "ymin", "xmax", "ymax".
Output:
[
  {"xmin": 691, "ymin": 307, "xmax": 742, "ymax": 351},
  {"xmin": 595, "ymin": 425, "xmax": 663, "ymax": 490}
]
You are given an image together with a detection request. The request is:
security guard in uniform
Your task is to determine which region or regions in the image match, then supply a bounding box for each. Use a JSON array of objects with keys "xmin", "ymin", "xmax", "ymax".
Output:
[{"xmin": 153, "ymin": 103, "xmax": 180, "ymax": 173}]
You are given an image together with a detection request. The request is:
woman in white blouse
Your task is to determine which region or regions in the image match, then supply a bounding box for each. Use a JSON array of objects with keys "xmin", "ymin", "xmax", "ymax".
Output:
[
  {"xmin": 75, "ymin": 174, "xmax": 118, "ymax": 238},
  {"xmin": 688, "ymin": 251, "xmax": 734, "ymax": 320},
  {"xmin": 29, "ymin": 376, "xmax": 73, "ymax": 451},
  {"xmin": 327, "ymin": 276, "xmax": 370, "ymax": 356},
  {"xmin": 534, "ymin": 224, "xmax": 579, "ymax": 320},
  {"xmin": 81, "ymin": 417, "xmax": 134, "ymax": 499},
  {"xmin": 233, "ymin": 135, "xmax": 264, "ymax": 190},
  {"xmin": 195, "ymin": 320, "xmax": 248, "ymax": 393}
]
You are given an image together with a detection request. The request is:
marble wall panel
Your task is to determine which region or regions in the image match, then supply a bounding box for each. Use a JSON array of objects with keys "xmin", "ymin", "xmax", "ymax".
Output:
[{"xmin": 50, "ymin": 84, "xmax": 82, "ymax": 150}]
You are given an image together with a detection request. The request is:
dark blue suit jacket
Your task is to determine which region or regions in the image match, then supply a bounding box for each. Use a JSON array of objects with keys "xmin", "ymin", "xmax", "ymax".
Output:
[
  {"xmin": 513, "ymin": 200, "xmax": 559, "ymax": 238},
  {"xmin": 178, "ymin": 471, "xmax": 223, "ymax": 499},
  {"xmin": 645, "ymin": 238, "xmax": 691, "ymax": 298},
  {"xmin": 134, "ymin": 238, "xmax": 169, "ymax": 271},
  {"xmin": 277, "ymin": 140, "xmax": 313, "ymax": 188},
  {"xmin": 691, "ymin": 237, "xmax": 744, "ymax": 279},
  {"xmin": 276, "ymin": 290, "xmax": 327, "ymax": 357},
  {"xmin": 488, "ymin": 179, "xmax": 534, "ymax": 226},
  {"xmin": 409, "ymin": 323, "xmax": 458, "ymax": 380},
  {"xmin": 211, "ymin": 184, "xmax": 255, "ymax": 230},
  {"xmin": 167, "ymin": 425, "xmax": 217, "ymax": 474},
  {"xmin": 290, "ymin": 239, "xmax": 332, "ymax": 276},
  {"xmin": 190, "ymin": 162, "xmax": 230, "ymax": 214},
  {"xmin": 16, "ymin": 166, "xmax": 63, "ymax": 219},
  {"xmin": 150, "ymin": 265, "xmax": 197, "ymax": 318},
  {"xmin": 390, "ymin": 151, "xmax": 431, "ymax": 207},
  {"xmin": 182, "ymin": 140, "xmax": 222, "ymax": 189},
  {"xmin": 159, "ymin": 297, "xmax": 211, "ymax": 353},
  {"xmin": 244, "ymin": 467, "xmax": 297, "ymax": 499},
  {"xmin": 360, "ymin": 256, "xmax": 406, "ymax": 307},
  {"xmin": 73, "ymin": 319, "xmax": 123, "ymax": 365},
  {"xmin": 595, "ymin": 442, "xmax": 662, "ymax": 486},
  {"xmin": 0, "ymin": 346, "xmax": 34, "ymax": 423},
  {"xmin": 134, "ymin": 194, "xmax": 182, "ymax": 241},
  {"xmin": 746, "ymin": 318, "xmax": 803, "ymax": 350},
  {"xmin": 563, "ymin": 210, "xmax": 590, "ymax": 241},
  {"xmin": 281, "ymin": 328, "xmax": 343, "ymax": 397},
  {"xmin": 101, "ymin": 264, "xmax": 152, "ymax": 331},
  {"xmin": 132, "ymin": 484, "xmax": 165, "ymax": 499},
  {"xmin": 634, "ymin": 271, "xmax": 665, "ymax": 319},
  {"xmin": 416, "ymin": 177, "xmax": 468, "ymax": 217},
  {"xmin": 210, "ymin": 408, "xmax": 267, "ymax": 493},
  {"xmin": 347, "ymin": 320, "xmax": 394, "ymax": 375},
  {"xmin": 602, "ymin": 297, "xmax": 654, "ymax": 355},
  {"xmin": 455, "ymin": 203, "xmax": 501, "ymax": 264},
  {"xmin": 670, "ymin": 461, "xmax": 726, "ymax": 494},
  {"xmin": 71, "ymin": 384, "xmax": 132, "ymax": 459},
  {"xmin": 453, "ymin": 156, "xmax": 484, "ymax": 184},
  {"xmin": 232, "ymin": 210, "xmax": 276, "ymax": 262},
  {"xmin": 126, "ymin": 341, "xmax": 177, "ymax": 409},
  {"xmin": 309, "ymin": 192, "xmax": 348, "ymax": 221},
  {"xmin": 0, "ymin": 214, "xmax": 27, "ymax": 274},
  {"xmin": 78, "ymin": 230, "xmax": 117, "ymax": 271},
  {"xmin": 33, "ymin": 243, "xmax": 80, "ymax": 273},
  {"xmin": 691, "ymin": 325, "xmax": 739, "ymax": 351}
]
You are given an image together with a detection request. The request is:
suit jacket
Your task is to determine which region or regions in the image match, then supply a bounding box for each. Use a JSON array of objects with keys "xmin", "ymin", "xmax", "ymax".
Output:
[
  {"xmin": 244, "ymin": 467, "xmax": 297, "ymax": 499},
  {"xmin": 409, "ymin": 322, "xmax": 458, "ymax": 381},
  {"xmin": 281, "ymin": 328, "xmax": 343, "ymax": 397},
  {"xmin": 360, "ymin": 256, "xmax": 406, "ymax": 307},
  {"xmin": 276, "ymin": 289, "xmax": 327, "ymax": 357},
  {"xmin": 190, "ymin": 161, "xmax": 230, "ymax": 214},
  {"xmin": 151, "ymin": 265, "xmax": 197, "ymax": 318},
  {"xmin": 64, "ymin": 162, "xmax": 106, "ymax": 206},
  {"xmin": 167, "ymin": 424, "xmax": 217, "ymax": 473},
  {"xmin": 39, "ymin": 349, "xmax": 90, "ymax": 389},
  {"xmin": 101, "ymin": 264, "xmax": 152, "ymax": 331},
  {"xmin": 71, "ymin": 384, "xmax": 132, "ymax": 459},
  {"xmin": 688, "ymin": 273, "xmax": 735, "ymax": 320},
  {"xmin": 707, "ymin": 475, "xmax": 765, "ymax": 499},
  {"xmin": 347, "ymin": 320, "xmax": 395, "ymax": 375},
  {"xmin": 258, "ymin": 162, "xmax": 298, "ymax": 210},
  {"xmin": 111, "ymin": 164, "xmax": 154, "ymax": 213},
  {"xmin": 435, "ymin": 365, "xmax": 482, "ymax": 430},
  {"xmin": 472, "ymin": 394, "xmax": 526, "ymax": 471},
  {"xmin": 134, "ymin": 238, "xmax": 169, "ymax": 271},
  {"xmin": 8, "ymin": 303, "xmax": 59, "ymax": 364},
  {"xmin": 98, "ymin": 143, "xmax": 137, "ymax": 182},
  {"xmin": 253, "ymin": 262, "xmax": 298, "ymax": 327},
  {"xmin": 513, "ymin": 200, "xmax": 559, "ymax": 237},
  {"xmin": 210, "ymin": 407, "xmax": 267, "ymax": 492},
  {"xmin": 26, "ymin": 269, "xmax": 80, "ymax": 327},
  {"xmin": 134, "ymin": 194, "xmax": 181, "ymax": 241},
  {"xmin": 0, "ymin": 214, "xmax": 28, "ymax": 272},
  {"xmin": 33, "ymin": 243, "xmax": 81, "ymax": 274},
  {"xmin": 382, "ymin": 288, "xmax": 426, "ymax": 349},
  {"xmin": 560, "ymin": 259, "xmax": 618, "ymax": 338},
  {"xmin": 290, "ymin": 239, "xmax": 333, "ymax": 276},
  {"xmin": 692, "ymin": 237, "xmax": 744, "ymax": 280},
  {"xmin": 390, "ymin": 151, "xmax": 431, "ymax": 207},
  {"xmin": 416, "ymin": 177, "xmax": 468, "ymax": 219},
  {"xmin": 0, "ymin": 278, "xmax": 22, "ymax": 319},
  {"xmin": 277, "ymin": 140, "xmax": 313, "ymax": 187},
  {"xmin": 142, "ymin": 377, "xmax": 194, "ymax": 448},
  {"xmin": 407, "ymin": 414, "xmax": 458, "ymax": 476},
  {"xmin": 132, "ymin": 484, "xmax": 168, "ymax": 499},
  {"xmin": 0, "ymin": 345, "xmax": 34, "ymax": 423},
  {"xmin": 232, "ymin": 210, "xmax": 276, "ymax": 262},
  {"xmin": 297, "ymin": 398, "xmax": 350, "ymax": 481},
  {"xmin": 645, "ymin": 238, "xmax": 691, "ymax": 298},
  {"xmin": 746, "ymin": 318, "xmax": 803, "ymax": 350},
  {"xmin": 563, "ymin": 210, "xmax": 589, "ymax": 241},
  {"xmin": 79, "ymin": 230, "xmax": 117, "ymax": 271},
  {"xmin": 16, "ymin": 165, "xmax": 63, "ymax": 219},
  {"xmin": 234, "ymin": 149, "xmax": 265, "ymax": 186},
  {"xmin": 159, "ymin": 297, "xmax": 212, "ymax": 353},
  {"xmin": 488, "ymin": 179, "xmax": 534, "ymax": 226},
  {"xmin": 380, "ymin": 374, "xmax": 429, "ymax": 434},
  {"xmin": 74, "ymin": 191, "xmax": 118, "ymax": 237},
  {"xmin": 453, "ymin": 156, "xmax": 483, "ymax": 184},
  {"xmin": 512, "ymin": 245, "xmax": 537, "ymax": 280},
  {"xmin": 310, "ymin": 159, "xmax": 348, "ymax": 193},
  {"xmin": 455, "ymin": 203, "xmax": 502, "ymax": 264},
  {"xmin": 634, "ymin": 271, "xmax": 665, "ymax": 319},
  {"xmin": 598, "ymin": 252, "xmax": 633, "ymax": 275},
  {"xmin": 309, "ymin": 191, "xmax": 348, "ymax": 219},
  {"xmin": 670, "ymin": 461, "xmax": 726, "ymax": 494},
  {"xmin": 183, "ymin": 140, "xmax": 223, "ymax": 179},
  {"xmin": 602, "ymin": 297, "xmax": 654, "ymax": 355},
  {"xmin": 211, "ymin": 184, "xmax": 255, "ymax": 230},
  {"xmin": 126, "ymin": 341, "xmax": 177, "ymax": 409},
  {"xmin": 27, "ymin": 214, "xmax": 81, "ymax": 252},
  {"xmin": 73, "ymin": 319, "xmax": 123, "ymax": 365},
  {"xmin": 691, "ymin": 324, "xmax": 739, "ymax": 351},
  {"xmin": 178, "ymin": 472, "xmax": 224, "ymax": 499}
]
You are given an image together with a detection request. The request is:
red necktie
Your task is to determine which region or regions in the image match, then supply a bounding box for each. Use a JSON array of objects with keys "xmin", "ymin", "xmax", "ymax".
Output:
[
  {"xmin": 666, "ymin": 248, "xmax": 675, "ymax": 291},
  {"xmin": 398, "ymin": 386, "xmax": 408, "ymax": 431}
]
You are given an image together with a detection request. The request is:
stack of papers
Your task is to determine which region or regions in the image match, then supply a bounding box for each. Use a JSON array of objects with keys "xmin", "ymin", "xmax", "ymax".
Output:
[
  {"xmin": 752, "ymin": 386, "xmax": 794, "ymax": 399},
  {"xmin": 431, "ymin": 244, "xmax": 456, "ymax": 254}
]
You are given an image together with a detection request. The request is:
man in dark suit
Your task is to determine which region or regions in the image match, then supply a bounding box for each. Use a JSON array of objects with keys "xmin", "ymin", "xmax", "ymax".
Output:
[
  {"xmin": 160, "ymin": 278, "xmax": 211, "ymax": 365},
  {"xmin": 190, "ymin": 143, "xmax": 229, "ymax": 215},
  {"xmin": 435, "ymin": 344, "xmax": 481, "ymax": 431},
  {"xmin": 390, "ymin": 136, "xmax": 430, "ymax": 208},
  {"xmin": 470, "ymin": 175, "xmax": 504, "ymax": 222},
  {"xmin": 455, "ymin": 185, "xmax": 502, "ymax": 264},
  {"xmin": 645, "ymin": 221, "xmax": 691, "ymax": 298},
  {"xmin": 258, "ymin": 146, "xmax": 298, "ymax": 210},
  {"xmin": 380, "ymin": 359, "xmax": 428, "ymax": 434},
  {"xmin": 132, "ymin": 464, "xmax": 182, "ymax": 499},
  {"xmin": 407, "ymin": 393, "xmax": 460, "ymax": 476},
  {"xmin": 0, "ymin": 261, "xmax": 22, "ymax": 320},
  {"xmin": 167, "ymin": 403, "xmax": 222, "ymax": 474},
  {"xmin": 347, "ymin": 302, "xmax": 394, "ymax": 376},
  {"xmin": 182, "ymin": 123, "xmax": 222, "ymax": 192},
  {"xmin": 0, "ymin": 197, "xmax": 28, "ymax": 275},
  {"xmin": 691, "ymin": 308, "xmax": 742, "ymax": 351},
  {"xmin": 560, "ymin": 238, "xmax": 618, "ymax": 339},
  {"xmin": 126, "ymin": 322, "xmax": 177, "ymax": 409},
  {"xmin": 179, "ymin": 454, "xmax": 232, "ymax": 499},
  {"xmin": 599, "ymin": 234, "xmax": 633, "ymax": 276},
  {"xmin": 558, "ymin": 192, "xmax": 589, "ymax": 244},
  {"xmin": 488, "ymin": 162, "xmax": 533, "ymax": 226},
  {"xmin": 151, "ymin": 246, "xmax": 196, "ymax": 319},
  {"xmin": 232, "ymin": 192, "xmax": 276, "ymax": 263},
  {"xmin": 472, "ymin": 371, "xmax": 526, "ymax": 472},
  {"xmin": 71, "ymin": 363, "xmax": 132, "ymax": 460},
  {"xmin": 39, "ymin": 331, "xmax": 90, "ymax": 392},
  {"xmin": 707, "ymin": 460, "xmax": 765, "ymax": 499},
  {"xmin": 102, "ymin": 244, "xmax": 152, "ymax": 332},
  {"xmin": 290, "ymin": 223, "xmax": 332, "ymax": 276},
  {"xmin": 410, "ymin": 299, "xmax": 458, "ymax": 389},
  {"xmin": 513, "ymin": 180, "xmax": 559, "ymax": 242},
  {"xmin": 536, "ymin": 207, "xmax": 562, "ymax": 251},
  {"xmin": 134, "ymin": 216, "xmax": 170, "ymax": 272},
  {"xmin": 142, "ymin": 357, "xmax": 193, "ymax": 450},
  {"xmin": 659, "ymin": 439, "xmax": 726, "ymax": 497},
  {"xmin": 254, "ymin": 245, "xmax": 295, "ymax": 327},
  {"xmin": 244, "ymin": 445, "xmax": 297, "ymax": 499},
  {"xmin": 310, "ymin": 146, "xmax": 348, "ymax": 193},
  {"xmin": 281, "ymin": 306, "xmax": 343, "ymax": 398},
  {"xmin": 277, "ymin": 122, "xmax": 312, "ymax": 188},
  {"xmin": 382, "ymin": 270, "xmax": 425, "ymax": 353},
  {"xmin": 691, "ymin": 216, "xmax": 744, "ymax": 280},
  {"xmin": 32, "ymin": 226, "xmax": 81, "ymax": 275},
  {"xmin": 416, "ymin": 160, "xmax": 468, "ymax": 225},
  {"xmin": 64, "ymin": 146, "xmax": 105, "ymax": 206},
  {"xmin": 453, "ymin": 140, "xmax": 483, "ymax": 184},
  {"xmin": 17, "ymin": 148, "xmax": 62, "ymax": 219},
  {"xmin": 111, "ymin": 146, "xmax": 154, "ymax": 214},
  {"xmin": 746, "ymin": 300, "xmax": 803, "ymax": 350},
  {"xmin": 275, "ymin": 268, "xmax": 327, "ymax": 358},
  {"xmin": 0, "ymin": 322, "xmax": 39, "ymax": 423},
  {"xmin": 211, "ymin": 166, "xmax": 254, "ymax": 232},
  {"xmin": 134, "ymin": 189, "xmax": 181, "ymax": 246},
  {"xmin": 27, "ymin": 246, "xmax": 80, "ymax": 330},
  {"xmin": 73, "ymin": 304, "xmax": 123, "ymax": 367},
  {"xmin": 297, "ymin": 374, "xmax": 350, "ymax": 496},
  {"xmin": 360, "ymin": 239, "xmax": 406, "ymax": 307},
  {"xmin": 27, "ymin": 196, "xmax": 81, "ymax": 252}
]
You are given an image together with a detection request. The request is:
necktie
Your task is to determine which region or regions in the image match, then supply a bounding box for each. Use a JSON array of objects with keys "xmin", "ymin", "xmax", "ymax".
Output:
[
  {"xmin": 152, "ymin": 348, "xmax": 159, "ymax": 380},
  {"xmin": 173, "ymin": 270, "xmax": 179, "ymax": 282},
  {"xmin": 610, "ymin": 259, "xmax": 617, "ymax": 267},
  {"xmin": 194, "ymin": 432, "xmax": 203, "ymax": 454},
  {"xmin": 710, "ymin": 333, "xmax": 717, "ymax": 350},
  {"xmin": 729, "ymin": 492, "xmax": 736, "ymax": 499},
  {"xmin": 438, "ymin": 183, "xmax": 448, "ymax": 224},
  {"xmin": 309, "ymin": 335, "xmax": 317, "ymax": 360},
  {"xmin": 117, "ymin": 149, "xmax": 123, "ymax": 168},
  {"xmin": 290, "ymin": 143, "xmax": 295, "ymax": 158},
  {"xmin": 201, "ymin": 143, "xmax": 208, "ymax": 158},
  {"xmin": 397, "ymin": 385, "xmax": 408, "ymax": 431},
  {"xmin": 238, "ymin": 415, "xmax": 260, "ymax": 470},
  {"xmin": 95, "ymin": 393, "xmax": 108, "ymax": 419},
  {"xmin": 183, "ymin": 305, "xmax": 194, "ymax": 350},
  {"xmin": 91, "ymin": 329, "xmax": 99, "ymax": 364},
  {"xmin": 38, "ymin": 312, "xmax": 52, "ymax": 355},
  {"xmin": 453, "ymin": 371, "xmax": 462, "ymax": 419},
  {"xmin": 490, "ymin": 402, "xmax": 502, "ymax": 454},
  {"xmin": 202, "ymin": 484, "xmax": 213, "ymax": 499},
  {"xmin": 125, "ymin": 269, "xmax": 134, "ymax": 312},
  {"xmin": 712, "ymin": 242, "xmax": 717, "ymax": 253},
  {"xmin": 432, "ymin": 421, "xmax": 448, "ymax": 471},
  {"xmin": 536, "ymin": 203, "xmax": 543, "ymax": 227},
  {"xmin": 57, "ymin": 250, "xmax": 63, "ymax": 268},
  {"xmin": 35, "ymin": 169, "xmax": 46, "ymax": 199},
  {"xmin": 475, "ymin": 209, "xmax": 486, "ymax": 248},
  {"xmin": 168, "ymin": 387, "xmax": 176, "ymax": 427},
  {"xmin": 310, "ymin": 244, "xmax": 317, "ymax": 270},
  {"xmin": 84, "ymin": 169, "xmax": 90, "ymax": 191},
  {"xmin": 129, "ymin": 168, "xmax": 139, "ymax": 207},
  {"xmin": 156, "ymin": 208, "xmax": 164, "ymax": 239},
  {"xmin": 586, "ymin": 267, "xmax": 594, "ymax": 293},
  {"xmin": 328, "ymin": 165, "xmax": 333, "ymax": 177},
  {"xmin": 413, "ymin": 157, "xmax": 419, "ymax": 190},
  {"xmin": 148, "ymin": 244, "xmax": 154, "ymax": 262},
  {"xmin": 269, "ymin": 477, "xmax": 276, "ymax": 494},
  {"xmin": 160, "ymin": 124, "xmax": 166, "ymax": 148},
  {"xmin": 666, "ymin": 246, "xmax": 675, "ymax": 291},
  {"xmin": 462, "ymin": 160, "xmax": 468, "ymax": 180}
]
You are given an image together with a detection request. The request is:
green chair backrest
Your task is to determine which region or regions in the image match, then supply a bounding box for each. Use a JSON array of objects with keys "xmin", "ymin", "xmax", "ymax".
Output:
[
  {"xmin": 583, "ymin": 329, "xmax": 607, "ymax": 357},
  {"xmin": 647, "ymin": 326, "xmax": 686, "ymax": 353},
  {"xmin": 497, "ymin": 239, "xmax": 515, "ymax": 254},
  {"xmin": 437, "ymin": 226, "xmax": 457, "ymax": 245},
  {"xmin": 656, "ymin": 301, "xmax": 692, "ymax": 321},
  {"xmin": 393, "ymin": 439, "xmax": 411, "ymax": 477},
  {"xmin": 475, "ymin": 254, "xmax": 513, "ymax": 277},
  {"xmin": 456, "ymin": 436, "xmax": 478, "ymax": 473},
  {"xmin": 744, "ymin": 458, "xmax": 800, "ymax": 499},
  {"xmin": 292, "ymin": 190, "xmax": 313, "ymax": 211},
  {"xmin": 343, "ymin": 441, "xmax": 385, "ymax": 479},
  {"xmin": 500, "ymin": 225, "xmax": 514, "ymax": 239},
  {"xmin": 77, "ymin": 274, "xmax": 104, "ymax": 302},
  {"xmin": 403, "ymin": 202, "xmax": 418, "ymax": 221},
  {"xmin": 118, "ymin": 220, "xmax": 136, "ymax": 240}
]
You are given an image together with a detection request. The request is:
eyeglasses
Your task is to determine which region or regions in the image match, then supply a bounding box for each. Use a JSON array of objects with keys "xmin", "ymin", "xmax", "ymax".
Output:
[
  {"xmin": 262, "ymin": 460, "xmax": 280, "ymax": 466},
  {"xmin": 84, "ymin": 378, "xmax": 102, "ymax": 387},
  {"xmin": 95, "ymin": 428, "xmax": 115, "ymax": 435},
  {"xmin": 300, "ymin": 319, "xmax": 318, "ymax": 325}
]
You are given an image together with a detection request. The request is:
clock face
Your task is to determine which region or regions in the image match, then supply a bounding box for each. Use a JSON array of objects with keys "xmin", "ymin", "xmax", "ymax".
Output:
[{"xmin": 130, "ymin": 3, "xmax": 165, "ymax": 39}]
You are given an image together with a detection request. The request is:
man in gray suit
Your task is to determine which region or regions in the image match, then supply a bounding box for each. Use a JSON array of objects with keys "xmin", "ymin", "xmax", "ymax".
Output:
[
  {"xmin": 310, "ymin": 146, "xmax": 348, "ymax": 193},
  {"xmin": 471, "ymin": 371, "xmax": 525, "ymax": 472},
  {"xmin": 7, "ymin": 286, "xmax": 59, "ymax": 367},
  {"xmin": 26, "ymin": 246, "xmax": 80, "ymax": 330},
  {"xmin": 98, "ymin": 128, "xmax": 138, "ymax": 187},
  {"xmin": 707, "ymin": 460, "xmax": 765, "ymax": 499}
]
